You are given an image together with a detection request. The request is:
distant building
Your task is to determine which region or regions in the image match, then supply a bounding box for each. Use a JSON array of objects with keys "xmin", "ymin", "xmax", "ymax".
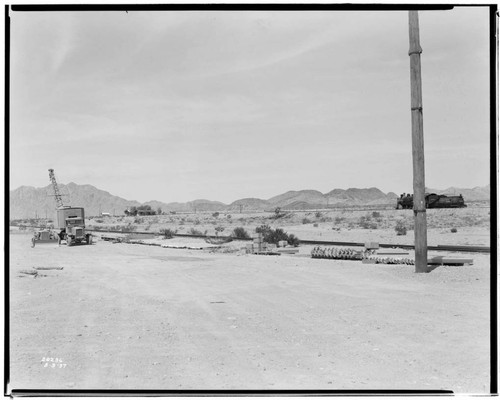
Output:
[{"xmin": 137, "ymin": 209, "xmax": 156, "ymax": 216}]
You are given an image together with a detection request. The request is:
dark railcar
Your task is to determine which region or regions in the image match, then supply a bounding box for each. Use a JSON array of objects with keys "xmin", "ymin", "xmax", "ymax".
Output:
[{"xmin": 396, "ymin": 193, "xmax": 466, "ymax": 209}]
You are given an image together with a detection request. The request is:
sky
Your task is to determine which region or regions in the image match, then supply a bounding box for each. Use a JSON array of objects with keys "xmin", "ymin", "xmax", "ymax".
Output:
[{"xmin": 9, "ymin": 6, "xmax": 491, "ymax": 204}]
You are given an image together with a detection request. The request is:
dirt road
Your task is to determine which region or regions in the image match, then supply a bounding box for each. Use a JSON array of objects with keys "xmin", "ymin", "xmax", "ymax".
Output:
[{"xmin": 8, "ymin": 233, "xmax": 491, "ymax": 392}]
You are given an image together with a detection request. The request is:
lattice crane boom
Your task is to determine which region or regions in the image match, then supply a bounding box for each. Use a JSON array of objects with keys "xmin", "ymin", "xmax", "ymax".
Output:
[{"xmin": 48, "ymin": 168, "xmax": 65, "ymax": 209}]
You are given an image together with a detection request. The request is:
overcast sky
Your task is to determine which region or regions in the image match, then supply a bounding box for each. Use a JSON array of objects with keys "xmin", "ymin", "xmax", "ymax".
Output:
[{"xmin": 9, "ymin": 6, "xmax": 490, "ymax": 204}]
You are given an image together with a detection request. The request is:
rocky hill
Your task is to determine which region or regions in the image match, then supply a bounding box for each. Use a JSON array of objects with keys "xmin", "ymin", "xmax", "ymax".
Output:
[
  {"xmin": 9, "ymin": 183, "xmax": 140, "ymax": 220},
  {"xmin": 9, "ymin": 183, "xmax": 490, "ymax": 219}
]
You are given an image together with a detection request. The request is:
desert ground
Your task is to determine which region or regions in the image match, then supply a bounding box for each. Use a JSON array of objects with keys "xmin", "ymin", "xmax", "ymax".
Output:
[
  {"xmin": 8, "ymin": 205, "xmax": 492, "ymax": 393},
  {"xmin": 83, "ymin": 205, "xmax": 491, "ymax": 247}
]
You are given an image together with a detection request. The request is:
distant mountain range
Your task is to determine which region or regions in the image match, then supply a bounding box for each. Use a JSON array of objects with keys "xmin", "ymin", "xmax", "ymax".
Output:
[{"xmin": 9, "ymin": 182, "xmax": 490, "ymax": 219}]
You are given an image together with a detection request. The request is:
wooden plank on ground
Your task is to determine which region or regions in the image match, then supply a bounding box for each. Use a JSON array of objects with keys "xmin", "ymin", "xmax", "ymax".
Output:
[
  {"xmin": 375, "ymin": 248, "xmax": 410, "ymax": 255},
  {"xmin": 428, "ymin": 256, "xmax": 473, "ymax": 266}
]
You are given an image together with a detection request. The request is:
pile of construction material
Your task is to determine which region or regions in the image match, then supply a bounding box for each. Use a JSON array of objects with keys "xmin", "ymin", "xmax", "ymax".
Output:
[
  {"xmin": 246, "ymin": 233, "xmax": 279, "ymax": 255},
  {"xmin": 362, "ymin": 256, "xmax": 415, "ymax": 265},
  {"xmin": 311, "ymin": 242, "xmax": 416, "ymax": 265},
  {"xmin": 311, "ymin": 246, "xmax": 364, "ymax": 260},
  {"xmin": 362, "ymin": 242, "xmax": 414, "ymax": 264}
]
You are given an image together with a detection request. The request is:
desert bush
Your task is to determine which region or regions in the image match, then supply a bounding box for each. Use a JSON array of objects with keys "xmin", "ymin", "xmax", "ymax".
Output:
[
  {"xmin": 134, "ymin": 217, "xmax": 144, "ymax": 224},
  {"xmin": 226, "ymin": 214, "xmax": 232, "ymax": 220},
  {"xmin": 372, "ymin": 211, "xmax": 381, "ymax": 218},
  {"xmin": 194, "ymin": 218, "xmax": 201, "ymax": 225},
  {"xmin": 256, "ymin": 225, "xmax": 299, "ymax": 246},
  {"xmin": 121, "ymin": 223, "xmax": 137, "ymax": 233},
  {"xmin": 231, "ymin": 227, "xmax": 251, "ymax": 240},
  {"xmin": 256, "ymin": 224, "xmax": 272, "ymax": 235},
  {"xmin": 212, "ymin": 212, "xmax": 220, "ymax": 218},
  {"xmin": 313, "ymin": 223, "xmax": 319, "ymax": 227},
  {"xmin": 395, "ymin": 220, "xmax": 407, "ymax": 236},
  {"xmin": 287, "ymin": 234, "xmax": 300, "ymax": 247},
  {"xmin": 359, "ymin": 215, "xmax": 373, "ymax": 229},
  {"xmin": 161, "ymin": 228, "xmax": 176, "ymax": 239},
  {"xmin": 302, "ymin": 217, "xmax": 312, "ymax": 224},
  {"xmin": 215, "ymin": 226, "xmax": 225, "ymax": 236},
  {"xmin": 334, "ymin": 216, "xmax": 345, "ymax": 224},
  {"xmin": 315, "ymin": 211, "xmax": 323, "ymax": 219},
  {"xmin": 189, "ymin": 228, "xmax": 206, "ymax": 236},
  {"xmin": 95, "ymin": 219, "xmax": 104, "ymax": 223},
  {"xmin": 265, "ymin": 228, "xmax": 289, "ymax": 244},
  {"xmin": 272, "ymin": 208, "xmax": 288, "ymax": 219},
  {"xmin": 451, "ymin": 227, "xmax": 458, "ymax": 233}
]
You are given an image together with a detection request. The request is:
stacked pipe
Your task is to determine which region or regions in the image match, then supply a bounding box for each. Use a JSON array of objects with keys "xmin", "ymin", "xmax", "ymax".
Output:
[
  {"xmin": 311, "ymin": 246, "xmax": 363, "ymax": 260},
  {"xmin": 311, "ymin": 246, "xmax": 415, "ymax": 265}
]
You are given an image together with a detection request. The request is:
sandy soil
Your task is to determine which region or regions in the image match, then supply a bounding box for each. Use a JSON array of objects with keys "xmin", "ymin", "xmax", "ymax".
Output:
[{"xmin": 9, "ymin": 231, "xmax": 491, "ymax": 393}]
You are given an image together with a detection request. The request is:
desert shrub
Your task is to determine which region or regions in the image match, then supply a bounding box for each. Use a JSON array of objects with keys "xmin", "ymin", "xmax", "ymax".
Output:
[
  {"xmin": 231, "ymin": 227, "xmax": 251, "ymax": 240},
  {"xmin": 256, "ymin": 225, "xmax": 299, "ymax": 246},
  {"xmin": 302, "ymin": 218, "xmax": 312, "ymax": 224},
  {"xmin": 214, "ymin": 226, "xmax": 225, "ymax": 236},
  {"xmin": 134, "ymin": 217, "xmax": 144, "ymax": 224},
  {"xmin": 451, "ymin": 227, "xmax": 458, "ymax": 233},
  {"xmin": 334, "ymin": 216, "xmax": 345, "ymax": 224},
  {"xmin": 372, "ymin": 211, "xmax": 381, "ymax": 218},
  {"xmin": 212, "ymin": 212, "xmax": 220, "ymax": 218},
  {"xmin": 95, "ymin": 219, "xmax": 104, "ymax": 223},
  {"xmin": 315, "ymin": 211, "xmax": 323, "ymax": 219},
  {"xmin": 161, "ymin": 228, "xmax": 176, "ymax": 239},
  {"xmin": 287, "ymin": 234, "xmax": 300, "ymax": 247},
  {"xmin": 256, "ymin": 224, "xmax": 272, "ymax": 235},
  {"xmin": 359, "ymin": 215, "xmax": 372, "ymax": 229},
  {"xmin": 265, "ymin": 228, "xmax": 289, "ymax": 244},
  {"xmin": 121, "ymin": 223, "xmax": 137, "ymax": 233},
  {"xmin": 194, "ymin": 218, "xmax": 201, "ymax": 225},
  {"xmin": 189, "ymin": 228, "xmax": 206, "ymax": 236},
  {"xmin": 272, "ymin": 208, "xmax": 288, "ymax": 219},
  {"xmin": 313, "ymin": 223, "xmax": 319, "ymax": 227},
  {"xmin": 395, "ymin": 220, "xmax": 407, "ymax": 236},
  {"xmin": 226, "ymin": 214, "xmax": 232, "ymax": 220}
]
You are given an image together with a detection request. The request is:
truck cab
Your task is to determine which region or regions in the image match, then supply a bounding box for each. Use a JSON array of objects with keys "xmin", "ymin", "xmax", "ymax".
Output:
[{"xmin": 56, "ymin": 207, "xmax": 92, "ymax": 246}]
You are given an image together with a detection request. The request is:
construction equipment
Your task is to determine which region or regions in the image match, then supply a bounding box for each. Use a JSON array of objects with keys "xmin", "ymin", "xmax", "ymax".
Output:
[
  {"xmin": 48, "ymin": 169, "xmax": 92, "ymax": 246},
  {"xmin": 31, "ymin": 229, "xmax": 59, "ymax": 248},
  {"xmin": 396, "ymin": 193, "xmax": 466, "ymax": 209}
]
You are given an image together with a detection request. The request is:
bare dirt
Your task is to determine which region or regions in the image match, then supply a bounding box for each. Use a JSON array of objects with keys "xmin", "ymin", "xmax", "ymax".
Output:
[{"xmin": 8, "ymin": 225, "xmax": 491, "ymax": 393}]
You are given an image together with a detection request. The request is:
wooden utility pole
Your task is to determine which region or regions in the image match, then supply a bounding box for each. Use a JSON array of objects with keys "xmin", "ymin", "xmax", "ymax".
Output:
[{"xmin": 408, "ymin": 10, "xmax": 428, "ymax": 273}]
